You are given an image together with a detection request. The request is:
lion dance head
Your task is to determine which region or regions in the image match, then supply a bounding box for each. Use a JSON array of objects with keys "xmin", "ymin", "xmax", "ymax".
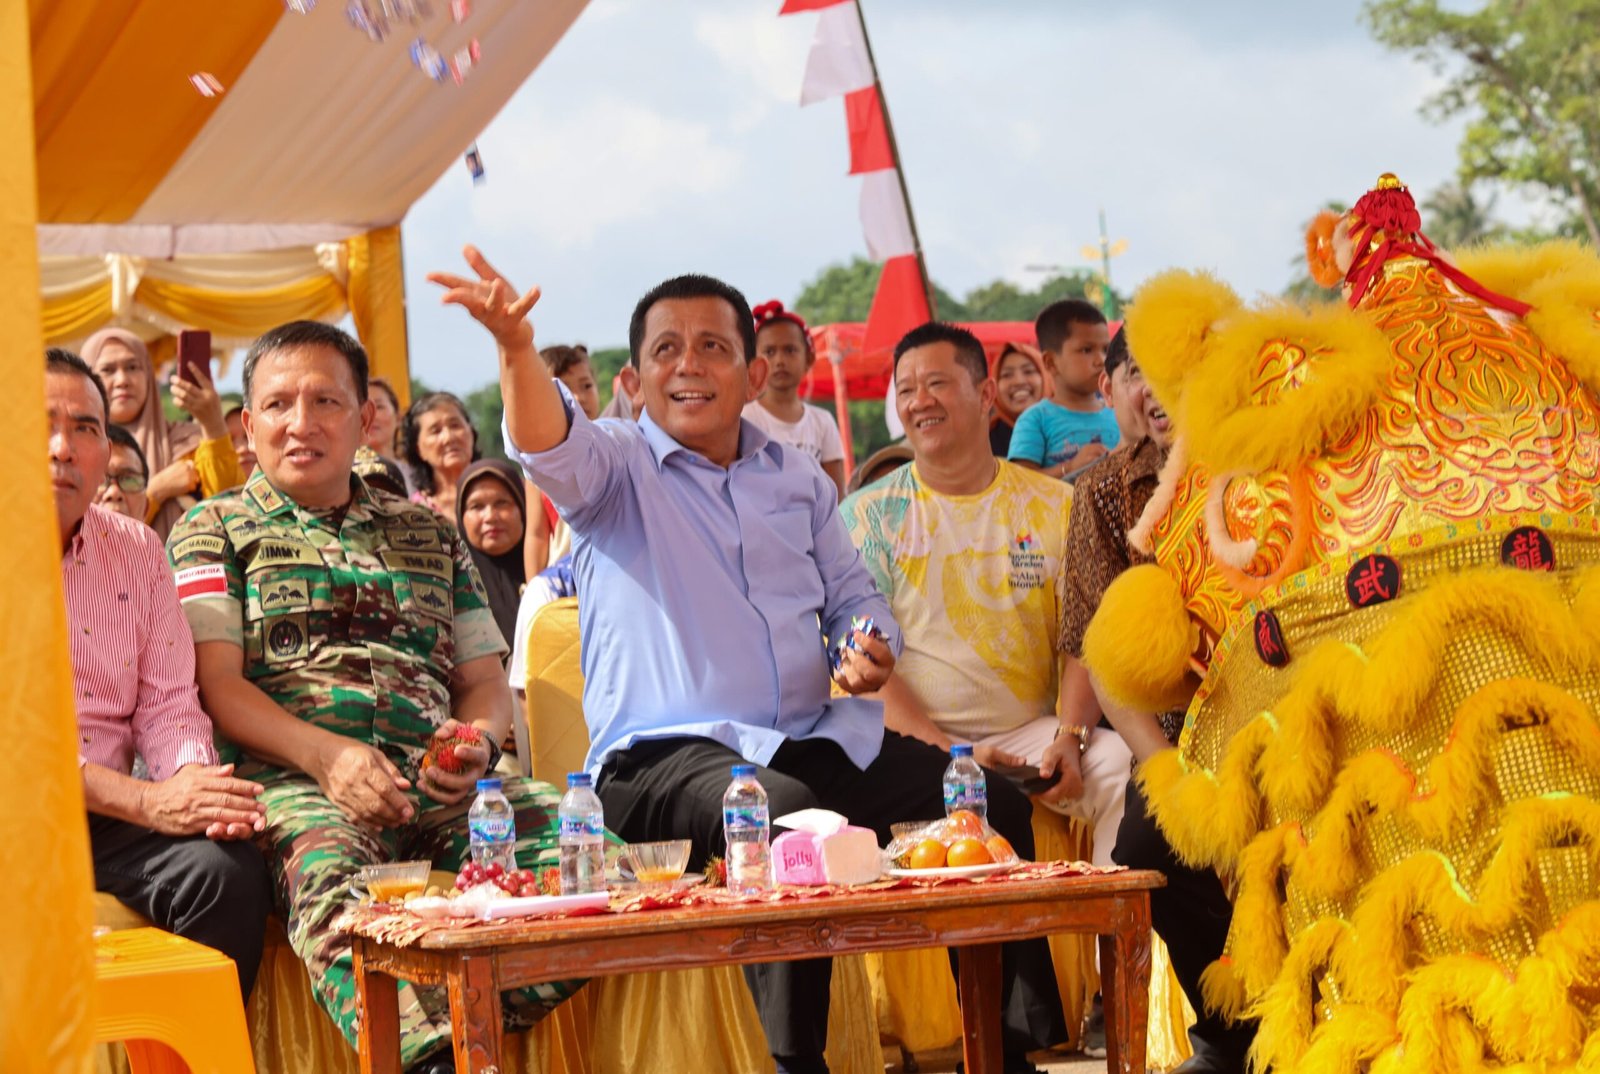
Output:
[{"xmin": 1083, "ymin": 174, "xmax": 1600, "ymax": 1072}]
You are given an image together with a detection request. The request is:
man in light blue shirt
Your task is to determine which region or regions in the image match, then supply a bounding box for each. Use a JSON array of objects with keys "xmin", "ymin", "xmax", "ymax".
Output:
[{"xmin": 431, "ymin": 248, "xmax": 1066, "ymax": 1074}]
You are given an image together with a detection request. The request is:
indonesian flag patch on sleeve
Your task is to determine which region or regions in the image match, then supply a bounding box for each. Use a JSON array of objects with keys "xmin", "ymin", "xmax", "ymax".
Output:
[{"xmin": 175, "ymin": 564, "xmax": 230, "ymax": 603}]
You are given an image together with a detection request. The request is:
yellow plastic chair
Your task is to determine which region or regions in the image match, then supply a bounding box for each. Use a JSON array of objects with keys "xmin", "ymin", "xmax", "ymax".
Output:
[
  {"xmin": 93, "ymin": 927, "xmax": 256, "ymax": 1074},
  {"xmin": 523, "ymin": 597, "xmax": 590, "ymax": 786},
  {"xmin": 521, "ymin": 596, "xmax": 882, "ymax": 1074}
]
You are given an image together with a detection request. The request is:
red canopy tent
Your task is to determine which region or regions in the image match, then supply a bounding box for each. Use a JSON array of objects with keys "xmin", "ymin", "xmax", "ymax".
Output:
[
  {"xmin": 796, "ymin": 321, "xmax": 1037, "ymax": 402},
  {"xmin": 797, "ymin": 320, "xmax": 1120, "ymax": 480}
]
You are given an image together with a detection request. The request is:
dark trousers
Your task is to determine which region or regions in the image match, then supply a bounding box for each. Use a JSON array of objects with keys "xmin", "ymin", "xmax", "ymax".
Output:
[
  {"xmin": 599, "ymin": 733, "xmax": 1067, "ymax": 1062},
  {"xmin": 89, "ymin": 813, "xmax": 273, "ymax": 999},
  {"xmin": 1111, "ymin": 778, "xmax": 1255, "ymax": 1066}
]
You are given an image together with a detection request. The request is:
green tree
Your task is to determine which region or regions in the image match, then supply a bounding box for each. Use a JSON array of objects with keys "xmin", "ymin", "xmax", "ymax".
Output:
[
  {"xmin": 461, "ymin": 382, "xmax": 505, "ymax": 461},
  {"xmin": 793, "ymin": 257, "xmax": 1122, "ymax": 326},
  {"xmin": 588, "ymin": 346, "xmax": 629, "ymax": 410},
  {"xmin": 1364, "ymin": 0, "xmax": 1600, "ymax": 245},
  {"xmin": 1420, "ymin": 180, "xmax": 1507, "ymax": 249}
]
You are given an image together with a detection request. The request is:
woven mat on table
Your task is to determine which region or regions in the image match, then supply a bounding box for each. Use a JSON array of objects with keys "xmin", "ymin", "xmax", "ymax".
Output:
[{"xmin": 337, "ymin": 859, "xmax": 1121, "ymax": 948}]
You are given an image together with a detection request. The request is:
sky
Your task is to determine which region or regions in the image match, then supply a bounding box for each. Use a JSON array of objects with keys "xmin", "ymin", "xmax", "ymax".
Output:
[{"xmin": 395, "ymin": 0, "xmax": 1538, "ymax": 393}]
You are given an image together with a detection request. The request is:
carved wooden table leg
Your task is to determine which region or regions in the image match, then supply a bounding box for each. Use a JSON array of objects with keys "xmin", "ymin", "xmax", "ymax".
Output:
[
  {"xmin": 448, "ymin": 954, "xmax": 504, "ymax": 1073},
  {"xmin": 354, "ymin": 938, "xmax": 403, "ymax": 1074},
  {"xmin": 1099, "ymin": 895, "xmax": 1153, "ymax": 1074},
  {"xmin": 956, "ymin": 942, "xmax": 1004, "ymax": 1074}
]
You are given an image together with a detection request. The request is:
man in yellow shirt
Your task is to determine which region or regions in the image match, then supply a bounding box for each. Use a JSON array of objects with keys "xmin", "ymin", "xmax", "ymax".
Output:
[{"xmin": 840, "ymin": 323, "xmax": 1131, "ymax": 867}]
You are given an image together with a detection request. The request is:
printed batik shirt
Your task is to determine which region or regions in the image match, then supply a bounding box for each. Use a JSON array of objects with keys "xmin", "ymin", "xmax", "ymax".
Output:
[{"xmin": 167, "ymin": 469, "xmax": 506, "ymax": 776}]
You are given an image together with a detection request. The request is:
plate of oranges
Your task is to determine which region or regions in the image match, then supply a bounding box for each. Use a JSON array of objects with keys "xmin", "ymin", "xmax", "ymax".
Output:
[{"xmin": 884, "ymin": 809, "xmax": 1022, "ymax": 879}]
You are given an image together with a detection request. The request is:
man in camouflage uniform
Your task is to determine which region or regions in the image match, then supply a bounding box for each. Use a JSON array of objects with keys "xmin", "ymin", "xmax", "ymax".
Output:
[{"xmin": 168, "ymin": 321, "xmax": 576, "ymax": 1073}]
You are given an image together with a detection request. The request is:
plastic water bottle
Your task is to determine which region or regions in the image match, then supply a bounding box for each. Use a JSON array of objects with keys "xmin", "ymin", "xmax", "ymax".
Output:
[
  {"xmin": 723, "ymin": 764, "xmax": 773, "ymax": 894},
  {"xmin": 558, "ymin": 773, "xmax": 607, "ymax": 895},
  {"xmin": 469, "ymin": 777, "xmax": 518, "ymax": 873},
  {"xmin": 942, "ymin": 744, "xmax": 987, "ymax": 820}
]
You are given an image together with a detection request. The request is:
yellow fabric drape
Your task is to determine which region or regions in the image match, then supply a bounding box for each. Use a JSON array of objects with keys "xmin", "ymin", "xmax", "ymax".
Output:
[
  {"xmin": 29, "ymin": 0, "xmax": 282, "ymax": 223},
  {"xmin": 40, "ymin": 229, "xmax": 414, "ymax": 395},
  {"xmin": 136, "ymin": 272, "xmax": 347, "ymax": 342},
  {"xmin": 1, "ymin": 2, "xmax": 96, "ymax": 1070},
  {"xmin": 347, "ymin": 225, "xmax": 411, "ymax": 408},
  {"xmin": 41, "ymin": 274, "xmax": 113, "ymax": 341}
]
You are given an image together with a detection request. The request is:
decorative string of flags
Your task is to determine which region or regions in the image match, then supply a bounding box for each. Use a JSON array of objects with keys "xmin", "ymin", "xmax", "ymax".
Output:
[{"xmin": 780, "ymin": 0, "xmax": 933, "ymax": 359}]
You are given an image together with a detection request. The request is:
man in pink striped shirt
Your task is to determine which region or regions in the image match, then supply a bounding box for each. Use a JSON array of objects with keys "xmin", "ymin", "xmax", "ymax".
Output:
[{"xmin": 47, "ymin": 348, "xmax": 271, "ymax": 998}]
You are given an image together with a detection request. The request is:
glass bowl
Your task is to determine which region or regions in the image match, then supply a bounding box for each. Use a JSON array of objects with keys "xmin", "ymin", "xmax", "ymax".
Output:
[
  {"xmin": 357, "ymin": 861, "xmax": 432, "ymax": 903},
  {"xmin": 619, "ymin": 840, "xmax": 692, "ymax": 887}
]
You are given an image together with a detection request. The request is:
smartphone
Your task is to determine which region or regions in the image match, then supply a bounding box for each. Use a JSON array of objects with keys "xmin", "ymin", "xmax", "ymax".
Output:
[
  {"xmin": 990, "ymin": 762, "xmax": 1064, "ymax": 797},
  {"xmin": 176, "ymin": 329, "xmax": 212, "ymax": 385}
]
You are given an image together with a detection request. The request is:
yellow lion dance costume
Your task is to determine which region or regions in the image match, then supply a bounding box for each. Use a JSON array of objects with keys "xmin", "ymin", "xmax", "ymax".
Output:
[{"xmin": 1083, "ymin": 174, "xmax": 1600, "ymax": 1073}]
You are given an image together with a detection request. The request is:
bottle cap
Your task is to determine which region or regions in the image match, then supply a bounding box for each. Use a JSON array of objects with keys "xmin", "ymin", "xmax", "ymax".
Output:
[
  {"xmin": 950, "ymin": 744, "xmax": 973, "ymax": 757},
  {"xmin": 476, "ymin": 778, "xmax": 502, "ymax": 792},
  {"xmin": 731, "ymin": 764, "xmax": 756, "ymax": 778},
  {"xmin": 567, "ymin": 772, "xmax": 592, "ymax": 787}
]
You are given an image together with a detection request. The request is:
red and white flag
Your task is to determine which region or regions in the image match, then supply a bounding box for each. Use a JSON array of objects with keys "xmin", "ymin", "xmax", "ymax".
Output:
[{"xmin": 782, "ymin": 0, "xmax": 931, "ymax": 360}]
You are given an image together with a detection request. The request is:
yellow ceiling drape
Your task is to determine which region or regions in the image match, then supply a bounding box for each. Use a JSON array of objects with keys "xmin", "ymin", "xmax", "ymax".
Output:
[
  {"xmin": 40, "ymin": 231, "xmax": 409, "ymax": 390},
  {"xmin": 3, "ymin": 1, "xmax": 96, "ymax": 1071},
  {"xmin": 41, "ymin": 272, "xmax": 113, "ymax": 342},
  {"xmin": 137, "ymin": 270, "xmax": 347, "ymax": 341}
]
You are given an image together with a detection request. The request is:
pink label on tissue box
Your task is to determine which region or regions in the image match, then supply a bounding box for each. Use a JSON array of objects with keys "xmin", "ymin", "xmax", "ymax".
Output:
[{"xmin": 773, "ymin": 831, "xmax": 827, "ymax": 885}]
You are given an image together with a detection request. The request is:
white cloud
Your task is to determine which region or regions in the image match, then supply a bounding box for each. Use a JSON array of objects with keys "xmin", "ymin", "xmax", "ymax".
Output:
[
  {"xmin": 468, "ymin": 95, "xmax": 744, "ymax": 249},
  {"xmin": 401, "ymin": 0, "xmax": 1487, "ymax": 392},
  {"xmin": 693, "ymin": 6, "xmax": 811, "ymax": 106}
]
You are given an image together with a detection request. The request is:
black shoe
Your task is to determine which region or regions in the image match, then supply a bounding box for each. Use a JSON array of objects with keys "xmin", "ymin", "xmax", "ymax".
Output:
[
  {"xmin": 1172, "ymin": 1033, "xmax": 1251, "ymax": 1074},
  {"xmin": 1081, "ymin": 992, "xmax": 1106, "ymax": 1057},
  {"xmin": 407, "ymin": 1052, "xmax": 455, "ymax": 1074},
  {"xmin": 773, "ymin": 1055, "xmax": 829, "ymax": 1074}
]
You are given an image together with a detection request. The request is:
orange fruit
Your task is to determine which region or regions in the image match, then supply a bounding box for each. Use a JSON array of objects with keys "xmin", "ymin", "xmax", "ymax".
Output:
[
  {"xmin": 947, "ymin": 838, "xmax": 993, "ymax": 868},
  {"xmin": 985, "ymin": 835, "xmax": 1016, "ymax": 862},
  {"xmin": 908, "ymin": 838, "xmax": 948, "ymax": 870},
  {"xmin": 946, "ymin": 809, "xmax": 985, "ymax": 839}
]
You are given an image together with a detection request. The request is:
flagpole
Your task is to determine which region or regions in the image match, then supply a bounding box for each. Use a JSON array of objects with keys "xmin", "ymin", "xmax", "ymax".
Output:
[{"xmin": 851, "ymin": 0, "xmax": 936, "ymax": 318}]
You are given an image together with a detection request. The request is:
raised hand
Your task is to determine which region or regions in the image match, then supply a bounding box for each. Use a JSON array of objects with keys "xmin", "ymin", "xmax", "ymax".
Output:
[
  {"xmin": 169, "ymin": 362, "xmax": 227, "ymax": 441},
  {"xmin": 427, "ymin": 245, "xmax": 542, "ymax": 351}
]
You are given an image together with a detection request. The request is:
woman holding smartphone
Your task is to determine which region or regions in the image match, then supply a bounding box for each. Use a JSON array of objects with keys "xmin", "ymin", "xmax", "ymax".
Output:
[{"xmin": 82, "ymin": 327, "xmax": 246, "ymax": 539}]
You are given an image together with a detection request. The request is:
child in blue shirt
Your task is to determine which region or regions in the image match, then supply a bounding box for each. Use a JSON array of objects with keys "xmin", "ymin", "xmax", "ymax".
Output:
[{"xmin": 1008, "ymin": 299, "xmax": 1120, "ymax": 479}]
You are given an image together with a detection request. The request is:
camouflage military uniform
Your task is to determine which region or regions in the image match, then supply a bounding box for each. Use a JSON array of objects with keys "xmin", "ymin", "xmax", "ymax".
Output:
[{"xmin": 169, "ymin": 470, "xmax": 579, "ymax": 1066}]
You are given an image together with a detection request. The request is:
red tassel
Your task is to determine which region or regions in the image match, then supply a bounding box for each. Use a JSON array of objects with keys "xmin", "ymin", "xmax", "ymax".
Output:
[{"xmin": 1342, "ymin": 175, "xmax": 1530, "ymax": 317}]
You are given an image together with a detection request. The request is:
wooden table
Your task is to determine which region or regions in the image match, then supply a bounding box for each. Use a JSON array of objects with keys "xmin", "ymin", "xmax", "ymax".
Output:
[{"xmin": 352, "ymin": 870, "xmax": 1164, "ymax": 1074}]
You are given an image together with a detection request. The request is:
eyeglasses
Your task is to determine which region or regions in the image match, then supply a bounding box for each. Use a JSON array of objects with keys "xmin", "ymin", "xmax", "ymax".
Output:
[{"xmin": 101, "ymin": 471, "xmax": 147, "ymax": 494}]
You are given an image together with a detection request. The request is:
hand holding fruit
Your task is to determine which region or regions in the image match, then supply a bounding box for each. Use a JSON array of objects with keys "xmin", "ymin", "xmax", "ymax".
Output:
[{"xmin": 420, "ymin": 720, "xmax": 491, "ymax": 805}]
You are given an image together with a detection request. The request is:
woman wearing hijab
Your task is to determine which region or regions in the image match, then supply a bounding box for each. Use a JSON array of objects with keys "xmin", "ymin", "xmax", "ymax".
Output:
[
  {"xmin": 82, "ymin": 327, "xmax": 246, "ymax": 540},
  {"xmin": 988, "ymin": 341, "xmax": 1050, "ymax": 457},
  {"xmin": 454, "ymin": 460, "xmax": 530, "ymax": 658}
]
